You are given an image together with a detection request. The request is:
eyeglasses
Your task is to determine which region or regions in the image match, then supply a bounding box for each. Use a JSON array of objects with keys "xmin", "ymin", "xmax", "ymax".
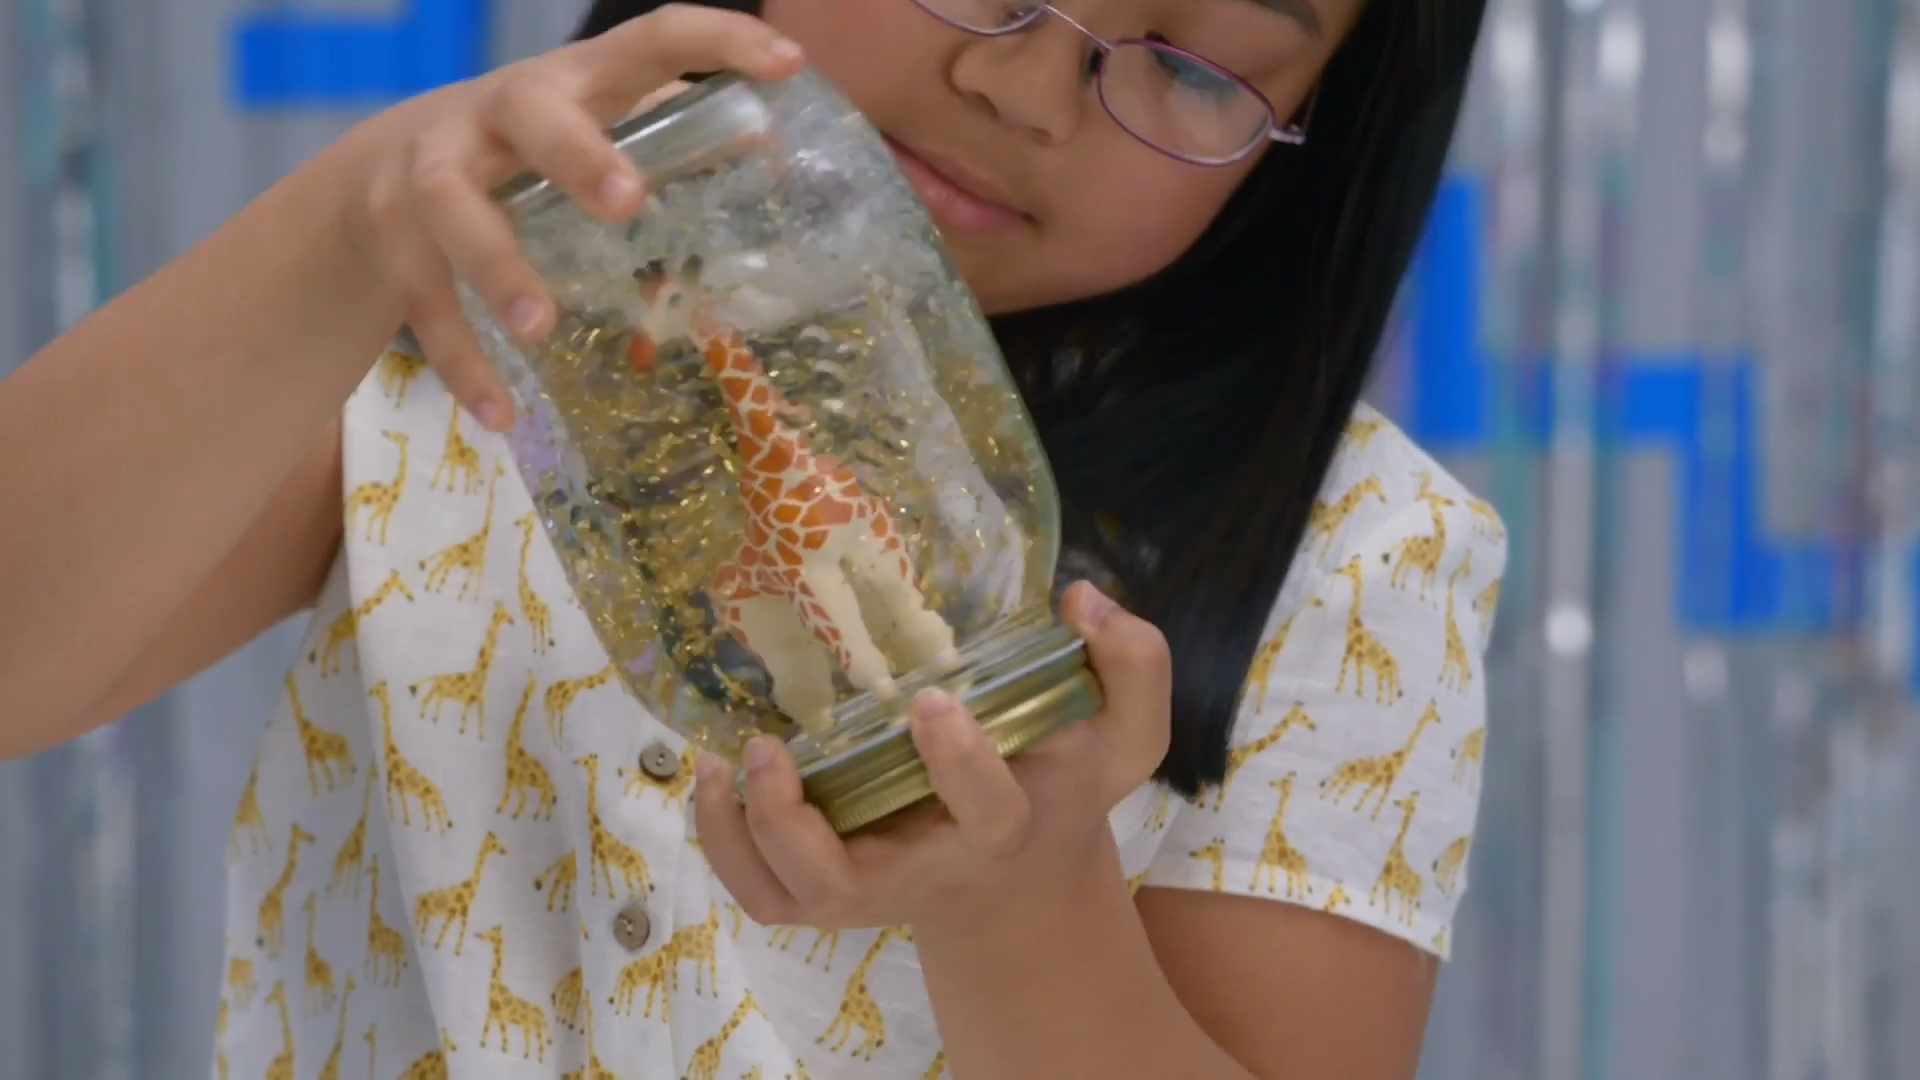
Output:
[{"xmin": 908, "ymin": 0, "xmax": 1313, "ymax": 166}]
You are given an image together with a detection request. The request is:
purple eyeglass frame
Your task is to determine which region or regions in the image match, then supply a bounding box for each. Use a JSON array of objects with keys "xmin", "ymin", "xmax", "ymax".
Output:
[{"xmin": 908, "ymin": 0, "xmax": 1314, "ymax": 166}]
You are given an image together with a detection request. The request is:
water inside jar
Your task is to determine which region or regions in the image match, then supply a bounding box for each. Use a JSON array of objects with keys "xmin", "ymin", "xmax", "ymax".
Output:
[{"xmin": 500, "ymin": 234, "xmax": 1054, "ymax": 757}]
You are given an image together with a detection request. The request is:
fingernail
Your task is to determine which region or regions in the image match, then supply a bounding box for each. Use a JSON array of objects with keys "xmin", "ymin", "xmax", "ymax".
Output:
[
  {"xmin": 472, "ymin": 398, "xmax": 507, "ymax": 430},
  {"xmin": 744, "ymin": 736, "xmax": 776, "ymax": 774},
  {"xmin": 767, "ymin": 37, "xmax": 803, "ymax": 61},
  {"xmin": 507, "ymin": 295, "xmax": 545, "ymax": 336},
  {"xmin": 911, "ymin": 688, "xmax": 957, "ymax": 722},
  {"xmin": 1079, "ymin": 583, "xmax": 1118, "ymax": 629},
  {"xmin": 599, "ymin": 170, "xmax": 638, "ymax": 209},
  {"xmin": 695, "ymin": 753, "xmax": 729, "ymax": 785}
]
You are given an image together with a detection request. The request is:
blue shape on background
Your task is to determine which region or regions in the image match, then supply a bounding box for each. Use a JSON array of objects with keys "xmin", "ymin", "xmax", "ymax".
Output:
[
  {"xmin": 1404, "ymin": 175, "xmax": 1860, "ymax": 639},
  {"xmin": 230, "ymin": 0, "xmax": 489, "ymax": 108}
]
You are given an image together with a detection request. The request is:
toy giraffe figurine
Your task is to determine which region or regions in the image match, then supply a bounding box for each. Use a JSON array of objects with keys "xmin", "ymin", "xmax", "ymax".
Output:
[{"xmin": 627, "ymin": 265, "xmax": 958, "ymax": 734}]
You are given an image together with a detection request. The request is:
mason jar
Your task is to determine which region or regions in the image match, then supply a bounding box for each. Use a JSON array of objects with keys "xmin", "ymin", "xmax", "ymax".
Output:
[{"xmin": 459, "ymin": 68, "xmax": 1100, "ymax": 833}]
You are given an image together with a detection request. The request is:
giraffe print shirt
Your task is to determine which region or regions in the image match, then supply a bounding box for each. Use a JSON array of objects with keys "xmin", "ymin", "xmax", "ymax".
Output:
[{"xmin": 215, "ymin": 345, "xmax": 1506, "ymax": 1080}]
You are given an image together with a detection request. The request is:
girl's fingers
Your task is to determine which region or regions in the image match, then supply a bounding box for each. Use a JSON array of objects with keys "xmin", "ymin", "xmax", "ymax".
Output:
[
  {"xmin": 377, "ymin": 160, "xmax": 512, "ymax": 429},
  {"xmin": 583, "ymin": 5, "xmax": 806, "ymax": 111},
  {"xmin": 408, "ymin": 129, "xmax": 552, "ymax": 344},
  {"xmin": 692, "ymin": 755, "xmax": 801, "ymax": 926},
  {"xmin": 739, "ymin": 736, "xmax": 862, "ymax": 918},
  {"xmin": 908, "ymin": 690, "xmax": 1033, "ymax": 854},
  {"xmin": 1060, "ymin": 581, "xmax": 1175, "ymax": 804},
  {"xmin": 481, "ymin": 73, "xmax": 644, "ymax": 223}
]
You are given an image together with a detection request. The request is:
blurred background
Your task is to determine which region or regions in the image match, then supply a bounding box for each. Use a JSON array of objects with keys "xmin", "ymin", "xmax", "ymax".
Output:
[{"xmin": 2, "ymin": 0, "xmax": 1919, "ymax": 1077}]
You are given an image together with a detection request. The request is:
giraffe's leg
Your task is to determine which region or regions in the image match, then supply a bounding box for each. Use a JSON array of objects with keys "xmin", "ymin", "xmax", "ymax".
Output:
[
  {"xmin": 840, "ymin": 530, "xmax": 958, "ymax": 673},
  {"xmin": 791, "ymin": 562, "xmax": 898, "ymax": 701},
  {"xmin": 724, "ymin": 595, "xmax": 840, "ymax": 734}
]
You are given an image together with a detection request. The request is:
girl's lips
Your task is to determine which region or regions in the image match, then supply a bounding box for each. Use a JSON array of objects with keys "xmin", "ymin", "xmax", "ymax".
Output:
[{"xmin": 884, "ymin": 137, "xmax": 1029, "ymax": 237}]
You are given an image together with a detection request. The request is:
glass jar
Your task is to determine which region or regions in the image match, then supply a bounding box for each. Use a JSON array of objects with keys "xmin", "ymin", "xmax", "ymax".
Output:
[{"xmin": 460, "ymin": 68, "xmax": 1100, "ymax": 833}]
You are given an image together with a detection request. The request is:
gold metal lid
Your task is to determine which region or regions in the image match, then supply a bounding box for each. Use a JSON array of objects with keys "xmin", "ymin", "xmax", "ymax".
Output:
[{"xmin": 797, "ymin": 623, "xmax": 1104, "ymax": 834}]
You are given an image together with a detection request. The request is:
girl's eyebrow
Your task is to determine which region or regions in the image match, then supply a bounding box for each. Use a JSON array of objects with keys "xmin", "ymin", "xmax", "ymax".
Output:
[{"xmin": 1244, "ymin": 0, "xmax": 1324, "ymax": 38}]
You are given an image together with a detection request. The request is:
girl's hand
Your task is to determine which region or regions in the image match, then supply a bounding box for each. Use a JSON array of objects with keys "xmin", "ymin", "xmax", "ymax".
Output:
[
  {"xmin": 344, "ymin": 4, "xmax": 805, "ymax": 430},
  {"xmin": 695, "ymin": 582, "xmax": 1174, "ymax": 934}
]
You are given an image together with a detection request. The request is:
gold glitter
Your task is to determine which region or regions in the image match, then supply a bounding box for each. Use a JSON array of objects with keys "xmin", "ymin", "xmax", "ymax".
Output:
[{"xmin": 476, "ymin": 77, "xmax": 1064, "ymax": 772}]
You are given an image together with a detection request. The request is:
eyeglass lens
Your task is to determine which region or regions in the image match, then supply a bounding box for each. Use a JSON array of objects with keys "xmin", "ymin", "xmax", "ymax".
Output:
[{"xmin": 914, "ymin": 0, "xmax": 1278, "ymax": 163}]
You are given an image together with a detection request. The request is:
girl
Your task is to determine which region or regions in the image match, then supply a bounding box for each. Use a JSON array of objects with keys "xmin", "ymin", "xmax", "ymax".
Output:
[{"xmin": 0, "ymin": 1, "xmax": 1503, "ymax": 1076}]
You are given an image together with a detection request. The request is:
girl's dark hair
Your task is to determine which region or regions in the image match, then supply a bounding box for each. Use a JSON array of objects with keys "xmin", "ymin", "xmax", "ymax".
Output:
[{"xmin": 576, "ymin": 0, "xmax": 1487, "ymax": 796}]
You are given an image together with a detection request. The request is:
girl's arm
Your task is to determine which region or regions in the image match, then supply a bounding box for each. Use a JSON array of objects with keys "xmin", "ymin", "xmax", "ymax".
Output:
[
  {"xmin": 0, "ymin": 6, "xmax": 805, "ymax": 758},
  {"xmin": 0, "ymin": 118, "xmax": 409, "ymax": 755}
]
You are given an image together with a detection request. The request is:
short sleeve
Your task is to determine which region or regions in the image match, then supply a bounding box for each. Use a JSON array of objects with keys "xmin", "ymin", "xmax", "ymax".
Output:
[{"xmin": 1140, "ymin": 475, "xmax": 1506, "ymax": 959}]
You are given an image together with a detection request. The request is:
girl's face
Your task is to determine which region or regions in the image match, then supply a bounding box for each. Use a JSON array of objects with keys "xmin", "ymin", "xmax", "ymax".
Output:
[{"xmin": 760, "ymin": 0, "xmax": 1363, "ymax": 314}]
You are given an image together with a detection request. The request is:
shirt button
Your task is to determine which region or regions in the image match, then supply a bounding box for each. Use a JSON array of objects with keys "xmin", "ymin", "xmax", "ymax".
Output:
[
  {"xmin": 612, "ymin": 905, "xmax": 652, "ymax": 951},
  {"xmin": 638, "ymin": 741, "xmax": 680, "ymax": 782}
]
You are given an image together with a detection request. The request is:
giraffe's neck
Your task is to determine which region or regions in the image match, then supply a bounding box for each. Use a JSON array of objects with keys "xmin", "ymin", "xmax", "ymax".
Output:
[
  {"xmin": 276, "ymin": 995, "xmax": 292, "ymax": 1046},
  {"xmin": 471, "ymin": 846, "xmax": 496, "ymax": 885},
  {"xmin": 486, "ymin": 939, "xmax": 504, "ymax": 985},
  {"xmin": 701, "ymin": 334, "xmax": 811, "ymax": 462},
  {"xmin": 1393, "ymin": 805, "xmax": 1416, "ymax": 845},
  {"xmin": 1402, "ymin": 718, "xmax": 1430, "ymax": 756},
  {"xmin": 334, "ymin": 986, "xmax": 352, "ymax": 1043},
  {"xmin": 478, "ymin": 617, "xmax": 508, "ymax": 665},
  {"xmin": 722, "ymin": 997, "xmax": 755, "ymax": 1037}
]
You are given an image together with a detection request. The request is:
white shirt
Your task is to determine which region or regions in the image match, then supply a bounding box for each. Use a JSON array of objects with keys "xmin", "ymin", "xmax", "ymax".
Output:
[{"xmin": 215, "ymin": 344, "xmax": 1506, "ymax": 1080}]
